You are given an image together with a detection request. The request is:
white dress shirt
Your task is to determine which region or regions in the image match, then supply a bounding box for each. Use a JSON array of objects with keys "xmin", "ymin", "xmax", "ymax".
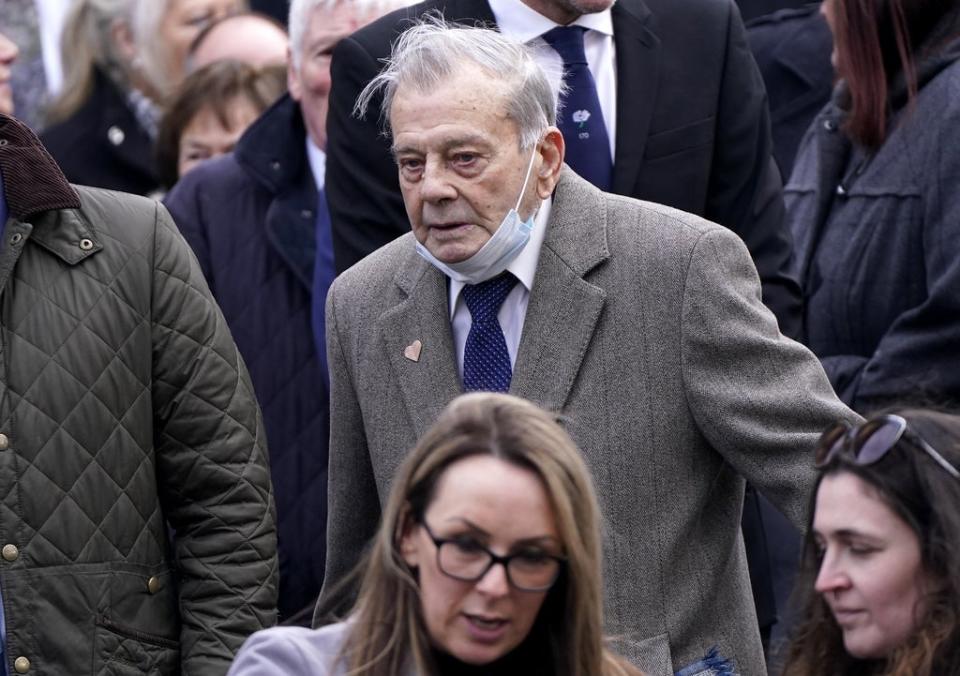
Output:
[
  {"xmin": 449, "ymin": 197, "xmax": 553, "ymax": 377},
  {"xmin": 305, "ymin": 138, "xmax": 327, "ymax": 192},
  {"xmin": 35, "ymin": 0, "xmax": 71, "ymax": 94},
  {"xmin": 489, "ymin": 0, "xmax": 617, "ymax": 159}
]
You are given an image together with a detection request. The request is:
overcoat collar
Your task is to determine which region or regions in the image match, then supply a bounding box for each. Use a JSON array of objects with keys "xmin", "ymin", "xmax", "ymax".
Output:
[
  {"xmin": 0, "ymin": 114, "xmax": 101, "ymax": 268},
  {"xmin": 380, "ymin": 168, "xmax": 609, "ymax": 436}
]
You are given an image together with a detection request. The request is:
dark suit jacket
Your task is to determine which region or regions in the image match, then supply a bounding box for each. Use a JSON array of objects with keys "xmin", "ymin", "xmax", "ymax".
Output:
[
  {"xmin": 325, "ymin": 0, "xmax": 802, "ymax": 339},
  {"xmin": 315, "ymin": 169, "xmax": 857, "ymax": 675},
  {"xmin": 39, "ymin": 68, "xmax": 160, "ymax": 196},
  {"xmin": 164, "ymin": 95, "xmax": 329, "ymax": 623}
]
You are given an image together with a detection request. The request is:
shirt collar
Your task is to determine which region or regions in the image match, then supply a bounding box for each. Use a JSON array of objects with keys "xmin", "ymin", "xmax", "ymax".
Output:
[
  {"xmin": 448, "ymin": 196, "xmax": 553, "ymax": 319},
  {"xmin": 488, "ymin": 0, "xmax": 614, "ymax": 42},
  {"xmin": 305, "ymin": 137, "xmax": 326, "ymax": 192}
]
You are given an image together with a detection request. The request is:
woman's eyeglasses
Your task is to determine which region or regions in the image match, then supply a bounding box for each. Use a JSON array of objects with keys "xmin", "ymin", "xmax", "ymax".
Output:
[
  {"xmin": 815, "ymin": 414, "xmax": 960, "ymax": 479},
  {"xmin": 421, "ymin": 521, "xmax": 565, "ymax": 592}
]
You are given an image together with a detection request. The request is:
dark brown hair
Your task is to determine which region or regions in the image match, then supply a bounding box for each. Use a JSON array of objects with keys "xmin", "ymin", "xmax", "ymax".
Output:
[
  {"xmin": 831, "ymin": 0, "xmax": 952, "ymax": 148},
  {"xmin": 155, "ymin": 59, "xmax": 287, "ymax": 188},
  {"xmin": 782, "ymin": 409, "xmax": 960, "ymax": 676}
]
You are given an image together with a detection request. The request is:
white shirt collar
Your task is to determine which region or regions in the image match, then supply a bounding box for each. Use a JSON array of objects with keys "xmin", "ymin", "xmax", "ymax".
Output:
[
  {"xmin": 305, "ymin": 138, "xmax": 326, "ymax": 192},
  {"xmin": 488, "ymin": 0, "xmax": 614, "ymax": 42},
  {"xmin": 448, "ymin": 196, "xmax": 553, "ymax": 319}
]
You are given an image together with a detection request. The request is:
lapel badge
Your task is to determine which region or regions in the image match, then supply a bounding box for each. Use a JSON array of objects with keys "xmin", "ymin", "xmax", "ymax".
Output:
[{"xmin": 403, "ymin": 339, "xmax": 423, "ymax": 363}]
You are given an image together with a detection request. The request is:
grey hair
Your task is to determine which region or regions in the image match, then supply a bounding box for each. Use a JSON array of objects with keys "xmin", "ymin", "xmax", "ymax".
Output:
[
  {"xmin": 355, "ymin": 18, "xmax": 563, "ymax": 149},
  {"xmin": 129, "ymin": 0, "xmax": 176, "ymax": 95},
  {"xmin": 288, "ymin": 0, "xmax": 411, "ymax": 71}
]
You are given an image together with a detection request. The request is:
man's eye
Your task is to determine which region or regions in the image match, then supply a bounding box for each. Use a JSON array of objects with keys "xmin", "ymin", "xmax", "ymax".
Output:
[
  {"xmin": 398, "ymin": 158, "xmax": 423, "ymax": 174},
  {"xmin": 453, "ymin": 153, "xmax": 477, "ymax": 165}
]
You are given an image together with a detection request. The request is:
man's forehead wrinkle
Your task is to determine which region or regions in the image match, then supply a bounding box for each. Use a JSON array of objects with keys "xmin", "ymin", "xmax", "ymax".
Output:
[{"xmin": 391, "ymin": 132, "xmax": 494, "ymax": 156}]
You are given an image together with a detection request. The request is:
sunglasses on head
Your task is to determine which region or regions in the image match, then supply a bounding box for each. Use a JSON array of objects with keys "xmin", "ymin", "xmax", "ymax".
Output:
[{"xmin": 815, "ymin": 414, "xmax": 960, "ymax": 480}]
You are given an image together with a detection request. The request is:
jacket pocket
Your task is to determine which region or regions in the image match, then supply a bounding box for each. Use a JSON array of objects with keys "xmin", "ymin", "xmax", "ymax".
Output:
[
  {"xmin": 93, "ymin": 616, "xmax": 180, "ymax": 676},
  {"xmin": 610, "ymin": 631, "xmax": 673, "ymax": 676},
  {"xmin": 643, "ymin": 117, "xmax": 714, "ymax": 160}
]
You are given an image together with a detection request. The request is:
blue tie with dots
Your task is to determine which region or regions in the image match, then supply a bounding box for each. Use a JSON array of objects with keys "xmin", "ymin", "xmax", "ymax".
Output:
[
  {"xmin": 462, "ymin": 273, "xmax": 519, "ymax": 392},
  {"xmin": 541, "ymin": 25, "xmax": 613, "ymax": 191}
]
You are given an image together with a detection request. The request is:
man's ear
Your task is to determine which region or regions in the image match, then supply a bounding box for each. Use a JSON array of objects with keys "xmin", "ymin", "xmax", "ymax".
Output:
[
  {"xmin": 110, "ymin": 18, "xmax": 137, "ymax": 63},
  {"xmin": 536, "ymin": 126, "xmax": 564, "ymax": 198},
  {"xmin": 287, "ymin": 47, "xmax": 302, "ymax": 102}
]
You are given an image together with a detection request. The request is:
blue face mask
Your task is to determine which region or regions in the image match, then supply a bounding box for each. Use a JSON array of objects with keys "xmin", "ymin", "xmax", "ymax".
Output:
[{"xmin": 416, "ymin": 147, "xmax": 539, "ymax": 284}]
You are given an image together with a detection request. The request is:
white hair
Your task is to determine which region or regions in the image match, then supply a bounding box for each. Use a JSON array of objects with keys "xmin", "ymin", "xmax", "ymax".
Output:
[
  {"xmin": 287, "ymin": 0, "xmax": 411, "ymax": 70},
  {"xmin": 356, "ymin": 18, "xmax": 563, "ymax": 149}
]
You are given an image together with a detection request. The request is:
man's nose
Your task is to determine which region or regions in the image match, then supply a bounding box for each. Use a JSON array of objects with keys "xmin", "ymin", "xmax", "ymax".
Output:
[
  {"xmin": 814, "ymin": 550, "xmax": 851, "ymax": 594},
  {"xmin": 420, "ymin": 159, "xmax": 457, "ymax": 203},
  {"xmin": 474, "ymin": 561, "xmax": 510, "ymax": 598},
  {"xmin": 0, "ymin": 35, "xmax": 19, "ymax": 64}
]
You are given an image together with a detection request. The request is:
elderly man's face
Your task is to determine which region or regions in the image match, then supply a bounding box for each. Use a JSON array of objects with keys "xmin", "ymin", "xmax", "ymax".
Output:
[
  {"xmin": 390, "ymin": 67, "xmax": 547, "ymax": 264},
  {"xmin": 289, "ymin": 3, "xmax": 371, "ymax": 149},
  {"xmin": 0, "ymin": 32, "xmax": 18, "ymax": 116}
]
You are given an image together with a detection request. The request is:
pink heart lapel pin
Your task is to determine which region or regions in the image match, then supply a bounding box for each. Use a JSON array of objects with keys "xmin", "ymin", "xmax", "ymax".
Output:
[{"xmin": 403, "ymin": 339, "xmax": 423, "ymax": 362}]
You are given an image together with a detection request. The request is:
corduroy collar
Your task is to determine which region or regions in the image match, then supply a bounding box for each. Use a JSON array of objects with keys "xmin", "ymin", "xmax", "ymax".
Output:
[{"xmin": 0, "ymin": 114, "xmax": 81, "ymax": 219}]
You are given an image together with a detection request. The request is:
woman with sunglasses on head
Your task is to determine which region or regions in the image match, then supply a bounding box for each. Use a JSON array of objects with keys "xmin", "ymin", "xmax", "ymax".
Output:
[
  {"xmin": 783, "ymin": 410, "xmax": 960, "ymax": 675},
  {"xmin": 228, "ymin": 392, "xmax": 643, "ymax": 676}
]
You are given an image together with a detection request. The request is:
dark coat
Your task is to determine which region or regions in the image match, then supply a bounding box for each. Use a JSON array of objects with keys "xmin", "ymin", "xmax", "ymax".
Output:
[
  {"xmin": 747, "ymin": 4, "xmax": 834, "ymax": 177},
  {"xmin": 324, "ymin": 0, "xmax": 803, "ymax": 340},
  {"xmin": 786, "ymin": 31, "xmax": 960, "ymax": 411},
  {"xmin": 164, "ymin": 95, "xmax": 328, "ymax": 624},
  {"xmin": 0, "ymin": 114, "xmax": 276, "ymax": 675},
  {"xmin": 39, "ymin": 68, "xmax": 160, "ymax": 196}
]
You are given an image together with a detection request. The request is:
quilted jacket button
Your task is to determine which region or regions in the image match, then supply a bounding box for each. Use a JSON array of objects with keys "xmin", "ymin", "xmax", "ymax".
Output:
[
  {"xmin": 147, "ymin": 576, "xmax": 161, "ymax": 594},
  {"xmin": 2, "ymin": 544, "xmax": 18, "ymax": 562},
  {"xmin": 0, "ymin": 433, "xmax": 8, "ymax": 450},
  {"xmin": 13, "ymin": 656, "xmax": 29, "ymax": 673},
  {"xmin": 79, "ymin": 239, "xmax": 94, "ymax": 251}
]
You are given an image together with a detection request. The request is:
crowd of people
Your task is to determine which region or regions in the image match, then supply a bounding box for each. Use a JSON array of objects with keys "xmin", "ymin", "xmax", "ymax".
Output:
[{"xmin": 0, "ymin": 0, "xmax": 958, "ymax": 674}]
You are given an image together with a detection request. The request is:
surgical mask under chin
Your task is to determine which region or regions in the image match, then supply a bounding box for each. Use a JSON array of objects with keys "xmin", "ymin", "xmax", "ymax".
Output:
[{"xmin": 416, "ymin": 149, "xmax": 539, "ymax": 284}]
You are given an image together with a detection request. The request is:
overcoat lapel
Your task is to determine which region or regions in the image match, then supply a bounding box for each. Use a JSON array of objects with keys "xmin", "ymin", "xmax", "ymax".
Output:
[
  {"xmin": 512, "ymin": 170, "xmax": 609, "ymax": 412},
  {"xmin": 610, "ymin": 0, "xmax": 660, "ymax": 196},
  {"xmin": 378, "ymin": 257, "xmax": 463, "ymax": 438}
]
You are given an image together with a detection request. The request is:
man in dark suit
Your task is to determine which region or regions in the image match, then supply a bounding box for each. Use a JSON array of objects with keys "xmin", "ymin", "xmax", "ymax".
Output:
[
  {"xmin": 314, "ymin": 22, "xmax": 856, "ymax": 674},
  {"xmin": 325, "ymin": 0, "xmax": 802, "ymax": 339}
]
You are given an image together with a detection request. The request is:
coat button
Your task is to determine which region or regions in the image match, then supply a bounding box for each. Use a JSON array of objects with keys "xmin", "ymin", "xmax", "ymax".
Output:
[
  {"xmin": 147, "ymin": 576, "xmax": 161, "ymax": 594},
  {"xmin": 13, "ymin": 656, "xmax": 29, "ymax": 673},
  {"xmin": 79, "ymin": 238, "xmax": 94, "ymax": 251},
  {"xmin": 0, "ymin": 433, "xmax": 8, "ymax": 450},
  {"xmin": 823, "ymin": 119, "xmax": 837, "ymax": 131},
  {"xmin": 836, "ymin": 184, "xmax": 847, "ymax": 196},
  {"xmin": 2, "ymin": 544, "xmax": 18, "ymax": 562},
  {"xmin": 9, "ymin": 233, "xmax": 22, "ymax": 245},
  {"xmin": 107, "ymin": 126, "xmax": 125, "ymax": 146}
]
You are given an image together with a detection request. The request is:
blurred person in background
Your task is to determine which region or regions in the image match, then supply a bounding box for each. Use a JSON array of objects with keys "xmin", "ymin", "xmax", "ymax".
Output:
[
  {"xmin": 0, "ymin": 0, "xmax": 71, "ymax": 130},
  {"xmin": 783, "ymin": 410, "xmax": 960, "ymax": 674},
  {"xmin": 187, "ymin": 11, "xmax": 289, "ymax": 71},
  {"xmin": 156, "ymin": 60, "xmax": 286, "ymax": 189},
  {"xmin": 229, "ymin": 393, "xmax": 644, "ymax": 676},
  {"xmin": 164, "ymin": 0, "xmax": 408, "ymax": 625},
  {"xmin": 40, "ymin": 0, "xmax": 245, "ymax": 195},
  {"xmin": 0, "ymin": 32, "xmax": 17, "ymax": 117},
  {"xmin": 785, "ymin": 0, "xmax": 960, "ymax": 412}
]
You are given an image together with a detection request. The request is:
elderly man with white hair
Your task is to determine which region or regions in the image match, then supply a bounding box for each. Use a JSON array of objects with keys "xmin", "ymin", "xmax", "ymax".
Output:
[
  {"xmin": 164, "ymin": 0, "xmax": 409, "ymax": 625},
  {"xmin": 311, "ymin": 20, "xmax": 859, "ymax": 675}
]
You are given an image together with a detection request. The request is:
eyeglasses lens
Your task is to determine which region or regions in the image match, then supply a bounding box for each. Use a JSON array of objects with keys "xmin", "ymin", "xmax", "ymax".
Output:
[{"xmin": 855, "ymin": 416, "xmax": 905, "ymax": 465}]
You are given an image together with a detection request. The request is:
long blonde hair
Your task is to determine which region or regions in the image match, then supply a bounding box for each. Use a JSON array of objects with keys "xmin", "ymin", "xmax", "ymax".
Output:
[
  {"xmin": 334, "ymin": 392, "xmax": 642, "ymax": 676},
  {"xmin": 47, "ymin": 0, "xmax": 133, "ymax": 123}
]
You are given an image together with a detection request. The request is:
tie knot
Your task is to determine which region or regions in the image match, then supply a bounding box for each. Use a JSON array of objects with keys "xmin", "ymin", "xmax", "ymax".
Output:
[
  {"xmin": 462, "ymin": 273, "xmax": 519, "ymax": 323},
  {"xmin": 541, "ymin": 25, "xmax": 589, "ymax": 66}
]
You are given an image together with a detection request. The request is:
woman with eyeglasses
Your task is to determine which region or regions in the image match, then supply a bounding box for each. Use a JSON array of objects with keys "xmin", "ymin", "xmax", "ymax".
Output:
[
  {"xmin": 782, "ymin": 410, "xmax": 960, "ymax": 675},
  {"xmin": 228, "ymin": 392, "xmax": 643, "ymax": 676}
]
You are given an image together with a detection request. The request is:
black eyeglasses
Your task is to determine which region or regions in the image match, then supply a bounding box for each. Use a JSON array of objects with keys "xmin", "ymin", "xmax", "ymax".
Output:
[
  {"xmin": 420, "ymin": 521, "xmax": 565, "ymax": 592},
  {"xmin": 815, "ymin": 414, "xmax": 960, "ymax": 479}
]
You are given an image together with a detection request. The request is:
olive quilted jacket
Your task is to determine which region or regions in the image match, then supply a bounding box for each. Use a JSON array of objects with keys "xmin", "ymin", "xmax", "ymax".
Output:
[{"xmin": 0, "ymin": 115, "xmax": 278, "ymax": 675}]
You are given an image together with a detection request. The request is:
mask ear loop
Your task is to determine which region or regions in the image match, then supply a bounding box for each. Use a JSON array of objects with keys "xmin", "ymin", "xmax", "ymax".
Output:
[{"xmin": 513, "ymin": 143, "xmax": 540, "ymax": 212}]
